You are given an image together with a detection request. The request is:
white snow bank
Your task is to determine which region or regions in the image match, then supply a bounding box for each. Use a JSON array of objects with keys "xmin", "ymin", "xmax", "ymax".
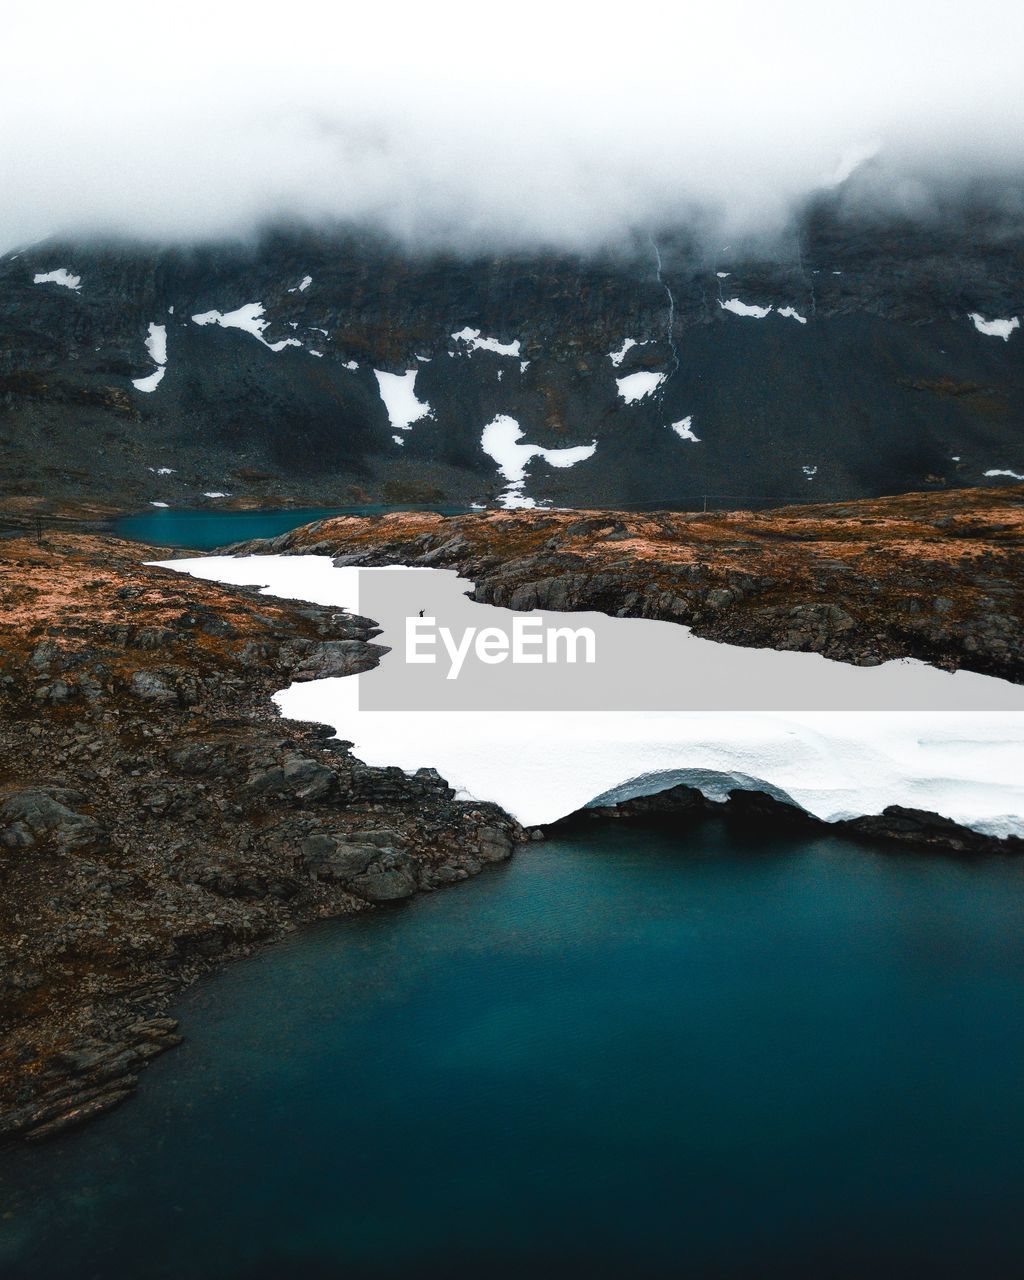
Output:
[
  {"xmin": 716, "ymin": 271, "xmax": 731, "ymax": 279},
  {"xmin": 132, "ymin": 322, "xmax": 169, "ymax": 393},
  {"xmin": 149, "ymin": 501, "xmax": 169, "ymax": 508},
  {"xmin": 970, "ymin": 313, "xmax": 1019, "ymax": 340},
  {"xmin": 192, "ymin": 302, "xmax": 302, "ymax": 352},
  {"xmin": 33, "ymin": 268, "xmax": 81, "ymax": 291},
  {"xmin": 343, "ymin": 360, "xmax": 359, "ymax": 371},
  {"xmin": 203, "ymin": 491, "xmax": 229, "ymax": 498},
  {"xmin": 803, "ymin": 465, "xmax": 818, "ymax": 478},
  {"xmin": 373, "ymin": 369, "xmax": 433, "ymax": 432},
  {"xmin": 670, "ymin": 417, "xmax": 700, "ymax": 442},
  {"xmin": 777, "ymin": 306, "xmax": 808, "ymax": 324},
  {"xmin": 720, "ymin": 297, "xmax": 772, "ymax": 319},
  {"xmin": 481, "ymin": 414, "xmax": 596, "ymax": 509},
  {"xmin": 451, "ymin": 327, "xmax": 521, "ymax": 357},
  {"xmin": 288, "ymin": 275, "xmax": 312, "ymax": 293},
  {"xmin": 616, "ymin": 371, "xmax": 665, "ymax": 403},
  {"xmin": 985, "ymin": 468, "xmax": 1024, "ymax": 481},
  {"xmin": 147, "ymin": 466, "xmax": 175, "ymax": 475},
  {"xmin": 156, "ymin": 556, "xmax": 1024, "ymax": 837}
]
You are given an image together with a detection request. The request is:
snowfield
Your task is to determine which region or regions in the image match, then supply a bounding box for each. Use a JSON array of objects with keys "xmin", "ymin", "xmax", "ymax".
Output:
[{"xmin": 157, "ymin": 556, "xmax": 1024, "ymax": 838}]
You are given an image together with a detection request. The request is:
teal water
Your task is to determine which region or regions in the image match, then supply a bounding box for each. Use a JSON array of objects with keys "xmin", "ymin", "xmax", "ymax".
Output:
[
  {"xmin": 114, "ymin": 505, "xmax": 476, "ymax": 550},
  {"xmin": 2, "ymin": 821, "xmax": 1023, "ymax": 1279}
]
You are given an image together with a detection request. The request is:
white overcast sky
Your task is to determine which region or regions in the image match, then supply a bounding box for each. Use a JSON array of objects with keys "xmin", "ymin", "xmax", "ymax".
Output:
[{"xmin": 3, "ymin": 0, "xmax": 1023, "ymax": 251}]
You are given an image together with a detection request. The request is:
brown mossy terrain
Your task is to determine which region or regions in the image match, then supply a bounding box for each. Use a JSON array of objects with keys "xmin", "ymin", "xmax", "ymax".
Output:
[
  {"xmin": 243, "ymin": 485, "xmax": 1024, "ymax": 682},
  {"xmin": 0, "ymin": 535, "xmax": 521, "ymax": 1142}
]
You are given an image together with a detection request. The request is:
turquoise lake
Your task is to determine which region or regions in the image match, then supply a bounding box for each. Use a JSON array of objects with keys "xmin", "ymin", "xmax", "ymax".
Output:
[
  {"xmin": 2, "ymin": 820, "xmax": 1023, "ymax": 1278},
  {"xmin": 114, "ymin": 505, "xmax": 476, "ymax": 550}
]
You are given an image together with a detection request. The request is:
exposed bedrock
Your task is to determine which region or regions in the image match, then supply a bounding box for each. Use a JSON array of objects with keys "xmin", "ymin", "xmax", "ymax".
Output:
[{"xmin": 232, "ymin": 486, "xmax": 1024, "ymax": 683}]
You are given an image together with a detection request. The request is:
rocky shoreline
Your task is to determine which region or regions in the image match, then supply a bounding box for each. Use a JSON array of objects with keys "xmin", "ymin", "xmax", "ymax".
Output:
[
  {"xmin": 230, "ymin": 484, "xmax": 1024, "ymax": 683},
  {"xmin": 0, "ymin": 534, "xmax": 522, "ymax": 1143}
]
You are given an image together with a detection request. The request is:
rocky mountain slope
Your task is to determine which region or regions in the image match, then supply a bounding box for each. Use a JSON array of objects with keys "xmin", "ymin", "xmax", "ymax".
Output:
[
  {"xmin": 2, "ymin": 181, "xmax": 1023, "ymax": 512},
  {"xmin": 239, "ymin": 485, "xmax": 1024, "ymax": 683}
]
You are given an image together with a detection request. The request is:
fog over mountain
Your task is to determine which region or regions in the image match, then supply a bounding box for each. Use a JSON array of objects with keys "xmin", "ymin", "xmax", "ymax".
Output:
[{"xmin": 4, "ymin": 0, "xmax": 1024, "ymax": 253}]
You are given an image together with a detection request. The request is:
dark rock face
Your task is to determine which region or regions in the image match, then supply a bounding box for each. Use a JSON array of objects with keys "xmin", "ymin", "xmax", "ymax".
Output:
[{"xmin": 2, "ymin": 190, "xmax": 1024, "ymax": 512}]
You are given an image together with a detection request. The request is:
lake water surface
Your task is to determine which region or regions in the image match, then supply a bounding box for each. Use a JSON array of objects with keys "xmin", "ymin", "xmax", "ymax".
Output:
[
  {"xmin": 115, "ymin": 505, "xmax": 476, "ymax": 550},
  {"xmin": 2, "ymin": 822, "xmax": 1023, "ymax": 1279}
]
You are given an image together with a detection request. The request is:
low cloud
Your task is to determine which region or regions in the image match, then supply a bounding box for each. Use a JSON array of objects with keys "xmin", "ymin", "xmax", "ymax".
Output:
[{"xmin": 3, "ymin": 0, "xmax": 1024, "ymax": 253}]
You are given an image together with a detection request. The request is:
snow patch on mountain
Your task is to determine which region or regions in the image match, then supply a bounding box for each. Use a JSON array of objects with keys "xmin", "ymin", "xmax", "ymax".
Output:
[
  {"xmin": 481, "ymin": 414, "xmax": 596, "ymax": 509},
  {"xmin": 132, "ymin": 322, "xmax": 169, "ymax": 393},
  {"xmin": 617, "ymin": 371, "xmax": 665, "ymax": 403},
  {"xmin": 970, "ymin": 313, "xmax": 1019, "ymax": 340},
  {"xmin": 33, "ymin": 268, "xmax": 81, "ymax": 291},
  {"xmin": 373, "ymin": 369, "xmax": 433, "ymax": 432},
  {"xmin": 288, "ymin": 276, "xmax": 312, "ymax": 293},
  {"xmin": 451, "ymin": 327, "xmax": 521, "ymax": 357},
  {"xmin": 670, "ymin": 417, "xmax": 700, "ymax": 442},
  {"xmin": 608, "ymin": 338, "xmax": 640, "ymax": 367},
  {"xmin": 777, "ymin": 306, "xmax": 808, "ymax": 324},
  {"xmin": 720, "ymin": 297, "xmax": 772, "ymax": 319},
  {"xmin": 984, "ymin": 468, "xmax": 1024, "ymax": 481},
  {"xmin": 192, "ymin": 303, "xmax": 303, "ymax": 352}
]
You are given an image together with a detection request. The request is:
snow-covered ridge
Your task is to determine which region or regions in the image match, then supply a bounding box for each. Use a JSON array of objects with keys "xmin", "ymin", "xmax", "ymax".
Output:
[
  {"xmin": 481, "ymin": 414, "xmax": 596, "ymax": 508},
  {"xmin": 192, "ymin": 302, "xmax": 302, "ymax": 352},
  {"xmin": 33, "ymin": 268, "xmax": 81, "ymax": 291},
  {"xmin": 374, "ymin": 369, "xmax": 433, "ymax": 432},
  {"xmin": 970, "ymin": 313, "xmax": 1019, "ymax": 340},
  {"xmin": 156, "ymin": 556, "xmax": 1024, "ymax": 839},
  {"xmin": 451, "ymin": 327, "xmax": 521, "ymax": 357},
  {"xmin": 985, "ymin": 468, "xmax": 1024, "ymax": 481},
  {"xmin": 720, "ymin": 298, "xmax": 807, "ymax": 322}
]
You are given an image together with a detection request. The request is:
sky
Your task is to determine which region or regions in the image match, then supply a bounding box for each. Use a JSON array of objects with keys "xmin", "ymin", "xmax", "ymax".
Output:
[{"xmin": 3, "ymin": 0, "xmax": 1023, "ymax": 252}]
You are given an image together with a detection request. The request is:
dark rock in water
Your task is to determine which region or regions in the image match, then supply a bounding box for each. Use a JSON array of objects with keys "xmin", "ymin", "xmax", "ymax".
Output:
[
  {"xmin": 554, "ymin": 786, "xmax": 1022, "ymax": 859},
  {"xmin": 841, "ymin": 806, "xmax": 1024, "ymax": 856}
]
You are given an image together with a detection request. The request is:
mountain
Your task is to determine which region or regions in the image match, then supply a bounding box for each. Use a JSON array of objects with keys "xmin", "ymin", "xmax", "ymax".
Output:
[{"xmin": 2, "ymin": 183, "xmax": 1023, "ymax": 512}]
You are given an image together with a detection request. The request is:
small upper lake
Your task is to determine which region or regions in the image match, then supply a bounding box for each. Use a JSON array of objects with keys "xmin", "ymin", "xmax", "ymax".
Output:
[
  {"xmin": 2, "ymin": 821, "xmax": 1023, "ymax": 1279},
  {"xmin": 114, "ymin": 505, "xmax": 477, "ymax": 550}
]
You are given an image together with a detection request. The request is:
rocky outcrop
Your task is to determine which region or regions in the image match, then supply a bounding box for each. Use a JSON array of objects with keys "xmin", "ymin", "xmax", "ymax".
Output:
[
  {"xmin": 0, "ymin": 534, "xmax": 523, "ymax": 1142},
  {"xmin": 558, "ymin": 784, "xmax": 1024, "ymax": 858},
  {"xmin": 231, "ymin": 487, "xmax": 1024, "ymax": 683}
]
